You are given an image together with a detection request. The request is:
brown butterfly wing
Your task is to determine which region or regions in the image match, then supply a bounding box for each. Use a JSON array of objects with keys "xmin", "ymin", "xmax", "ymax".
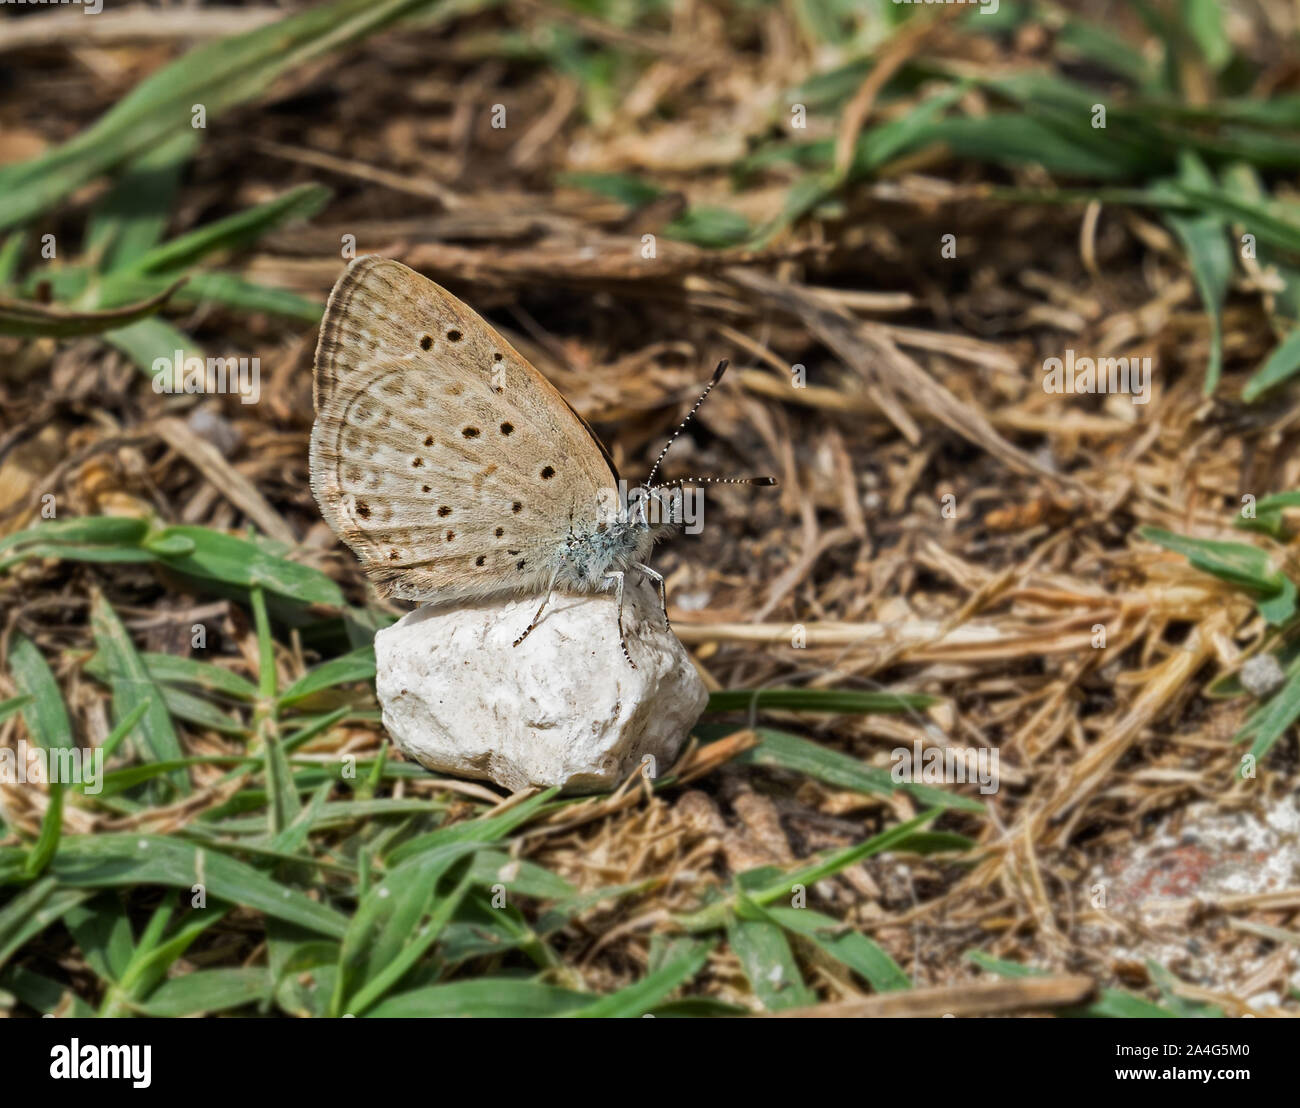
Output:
[{"xmin": 310, "ymin": 256, "xmax": 617, "ymax": 602}]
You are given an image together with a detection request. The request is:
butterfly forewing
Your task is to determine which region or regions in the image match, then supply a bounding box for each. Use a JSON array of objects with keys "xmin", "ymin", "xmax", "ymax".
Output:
[{"xmin": 310, "ymin": 256, "xmax": 616, "ymax": 602}]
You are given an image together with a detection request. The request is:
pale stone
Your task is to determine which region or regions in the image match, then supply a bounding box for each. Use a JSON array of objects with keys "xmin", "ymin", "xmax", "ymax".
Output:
[
  {"xmin": 374, "ymin": 577, "xmax": 708, "ymax": 792},
  {"xmin": 1240, "ymin": 652, "xmax": 1285, "ymax": 698}
]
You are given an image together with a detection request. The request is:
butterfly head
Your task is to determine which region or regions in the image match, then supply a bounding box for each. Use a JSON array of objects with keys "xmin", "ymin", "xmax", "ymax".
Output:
[{"xmin": 558, "ymin": 359, "xmax": 777, "ymax": 592}]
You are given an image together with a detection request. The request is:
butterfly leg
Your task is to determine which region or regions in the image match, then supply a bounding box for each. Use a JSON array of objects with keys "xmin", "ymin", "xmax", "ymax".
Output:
[
  {"xmin": 512, "ymin": 590, "xmax": 553, "ymax": 648},
  {"xmin": 603, "ymin": 571, "xmax": 636, "ymax": 669},
  {"xmin": 635, "ymin": 563, "xmax": 670, "ymax": 633}
]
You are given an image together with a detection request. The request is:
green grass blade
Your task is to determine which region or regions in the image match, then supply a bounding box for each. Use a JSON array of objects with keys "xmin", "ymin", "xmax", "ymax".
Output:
[
  {"xmin": 680, "ymin": 809, "xmax": 940, "ymax": 932},
  {"xmin": 63, "ymin": 895, "xmax": 136, "ymax": 985},
  {"xmin": 21, "ymin": 785, "xmax": 64, "ymax": 879},
  {"xmin": 1162, "ymin": 155, "xmax": 1232, "ymax": 394},
  {"xmin": 117, "ymin": 903, "xmax": 230, "ymax": 1009},
  {"xmin": 279, "ymin": 646, "xmax": 376, "ymax": 708},
  {"xmin": 0, "ymin": 517, "xmax": 149, "ymax": 557},
  {"xmin": 49, "ymin": 834, "xmax": 348, "ymax": 938},
  {"xmin": 8, "ymin": 634, "xmax": 74, "ymax": 751},
  {"xmin": 735, "ymin": 727, "xmax": 984, "ymax": 812},
  {"xmin": 385, "ymin": 788, "xmax": 558, "ymax": 864},
  {"xmin": 706, "ymin": 688, "xmax": 935, "ymax": 714},
  {"xmin": 567, "ymin": 938, "xmax": 715, "ymax": 1017},
  {"xmin": 178, "ymin": 271, "xmax": 323, "ymax": 324},
  {"xmin": 104, "ymin": 316, "xmax": 204, "ymax": 375},
  {"xmin": 126, "ymin": 184, "xmax": 330, "ymax": 276},
  {"xmin": 364, "ymin": 978, "xmax": 591, "ymax": 1018},
  {"xmin": 1234, "ymin": 657, "xmax": 1300, "ymax": 763},
  {"xmin": 85, "ymin": 132, "xmax": 199, "ymax": 271},
  {"xmin": 1141, "ymin": 525, "xmax": 1296, "ymax": 623},
  {"xmin": 131, "ymin": 653, "xmax": 258, "ymax": 702},
  {"xmin": 0, "ymin": 880, "xmax": 92, "ymax": 971},
  {"xmin": 90, "ymin": 591, "xmax": 189, "ymax": 794},
  {"xmin": 136, "ymin": 967, "xmax": 270, "ymax": 1016},
  {"xmin": 0, "ymin": 232, "xmax": 26, "ymax": 287},
  {"xmin": 726, "ymin": 913, "xmax": 817, "ymax": 1011},
  {"xmin": 758, "ymin": 905, "xmax": 912, "ymax": 991},
  {"xmin": 0, "ymin": 965, "xmax": 97, "ymax": 1016},
  {"xmin": 1243, "ymin": 327, "xmax": 1300, "ymax": 401},
  {"xmin": 347, "ymin": 869, "xmax": 474, "ymax": 1015},
  {"xmin": 97, "ymin": 700, "xmax": 152, "ymax": 766},
  {"xmin": 0, "ymin": 280, "xmax": 185, "ymax": 338},
  {"xmin": 154, "ymin": 526, "xmax": 345, "ymax": 607},
  {"xmin": 333, "ymin": 842, "xmax": 483, "ymax": 1016}
]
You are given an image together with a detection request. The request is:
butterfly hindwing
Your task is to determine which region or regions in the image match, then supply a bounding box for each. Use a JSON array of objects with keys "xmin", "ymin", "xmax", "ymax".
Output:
[{"xmin": 310, "ymin": 257, "xmax": 616, "ymax": 602}]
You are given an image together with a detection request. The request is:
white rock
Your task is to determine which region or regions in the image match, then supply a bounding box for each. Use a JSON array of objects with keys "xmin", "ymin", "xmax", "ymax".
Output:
[
  {"xmin": 374, "ymin": 577, "xmax": 708, "ymax": 793},
  {"xmin": 1240, "ymin": 652, "xmax": 1285, "ymax": 698}
]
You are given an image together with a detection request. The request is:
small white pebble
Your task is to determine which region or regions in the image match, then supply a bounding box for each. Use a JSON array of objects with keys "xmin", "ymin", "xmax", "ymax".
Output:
[{"xmin": 1241, "ymin": 654, "xmax": 1285, "ymax": 698}]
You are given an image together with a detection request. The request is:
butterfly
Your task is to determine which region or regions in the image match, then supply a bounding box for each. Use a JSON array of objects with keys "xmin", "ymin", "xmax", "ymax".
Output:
[{"xmin": 310, "ymin": 256, "xmax": 775, "ymax": 666}]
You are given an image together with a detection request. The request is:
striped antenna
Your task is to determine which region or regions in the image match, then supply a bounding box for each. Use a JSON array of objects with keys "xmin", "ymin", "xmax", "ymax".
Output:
[
  {"xmin": 644, "ymin": 359, "xmax": 730, "ymax": 487},
  {"xmin": 653, "ymin": 476, "xmax": 778, "ymax": 488}
]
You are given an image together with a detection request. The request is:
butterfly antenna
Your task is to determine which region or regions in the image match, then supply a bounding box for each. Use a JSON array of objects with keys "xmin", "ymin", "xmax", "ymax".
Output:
[
  {"xmin": 654, "ymin": 475, "xmax": 778, "ymax": 488},
  {"xmin": 645, "ymin": 359, "xmax": 730, "ymax": 487}
]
